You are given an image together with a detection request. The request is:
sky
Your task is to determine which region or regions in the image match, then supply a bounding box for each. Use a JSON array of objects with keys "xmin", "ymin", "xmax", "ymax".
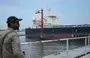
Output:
[{"xmin": 0, "ymin": 0, "xmax": 90, "ymax": 29}]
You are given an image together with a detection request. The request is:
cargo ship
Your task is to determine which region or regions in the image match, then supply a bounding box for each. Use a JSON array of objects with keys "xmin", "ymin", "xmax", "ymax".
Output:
[{"xmin": 25, "ymin": 9, "xmax": 90, "ymax": 41}]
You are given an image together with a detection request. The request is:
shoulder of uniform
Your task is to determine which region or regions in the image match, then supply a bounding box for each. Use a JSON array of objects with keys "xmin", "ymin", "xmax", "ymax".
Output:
[
  {"xmin": 5, "ymin": 30, "xmax": 18, "ymax": 39},
  {"xmin": 0, "ymin": 30, "xmax": 8, "ymax": 36}
]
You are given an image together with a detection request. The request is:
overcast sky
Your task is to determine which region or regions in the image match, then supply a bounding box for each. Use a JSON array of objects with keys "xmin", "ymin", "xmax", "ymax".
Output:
[{"xmin": 0, "ymin": 0, "xmax": 90, "ymax": 29}]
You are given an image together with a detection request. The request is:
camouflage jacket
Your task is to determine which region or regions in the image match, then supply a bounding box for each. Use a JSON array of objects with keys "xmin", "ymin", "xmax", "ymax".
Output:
[{"xmin": 0, "ymin": 28, "xmax": 24, "ymax": 58}]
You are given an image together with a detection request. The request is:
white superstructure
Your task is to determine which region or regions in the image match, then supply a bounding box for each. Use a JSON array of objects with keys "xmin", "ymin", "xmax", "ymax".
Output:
[{"xmin": 32, "ymin": 9, "xmax": 60, "ymax": 28}]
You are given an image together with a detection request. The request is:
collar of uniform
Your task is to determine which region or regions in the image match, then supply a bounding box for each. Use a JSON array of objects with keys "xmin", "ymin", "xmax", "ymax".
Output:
[{"xmin": 8, "ymin": 28, "xmax": 17, "ymax": 32}]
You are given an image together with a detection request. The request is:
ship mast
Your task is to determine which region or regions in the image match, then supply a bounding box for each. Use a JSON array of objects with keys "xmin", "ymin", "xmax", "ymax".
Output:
[
  {"xmin": 40, "ymin": 9, "xmax": 44, "ymax": 38},
  {"xmin": 41, "ymin": 9, "xmax": 43, "ymax": 35}
]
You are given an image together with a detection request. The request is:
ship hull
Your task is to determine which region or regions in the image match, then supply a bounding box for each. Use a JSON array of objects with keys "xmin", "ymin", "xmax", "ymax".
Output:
[{"xmin": 25, "ymin": 27, "xmax": 90, "ymax": 41}]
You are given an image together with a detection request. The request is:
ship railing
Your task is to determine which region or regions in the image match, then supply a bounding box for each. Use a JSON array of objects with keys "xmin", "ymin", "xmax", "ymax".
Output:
[
  {"xmin": 20, "ymin": 35, "xmax": 90, "ymax": 58},
  {"xmin": 41, "ymin": 36, "xmax": 90, "ymax": 58}
]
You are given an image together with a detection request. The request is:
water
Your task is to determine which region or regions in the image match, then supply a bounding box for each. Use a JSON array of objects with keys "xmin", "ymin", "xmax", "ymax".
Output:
[{"xmin": 42, "ymin": 39, "xmax": 85, "ymax": 57}]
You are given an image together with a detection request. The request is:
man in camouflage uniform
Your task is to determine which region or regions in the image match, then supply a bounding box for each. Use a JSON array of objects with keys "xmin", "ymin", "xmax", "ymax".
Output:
[{"xmin": 0, "ymin": 16, "xmax": 24, "ymax": 58}]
